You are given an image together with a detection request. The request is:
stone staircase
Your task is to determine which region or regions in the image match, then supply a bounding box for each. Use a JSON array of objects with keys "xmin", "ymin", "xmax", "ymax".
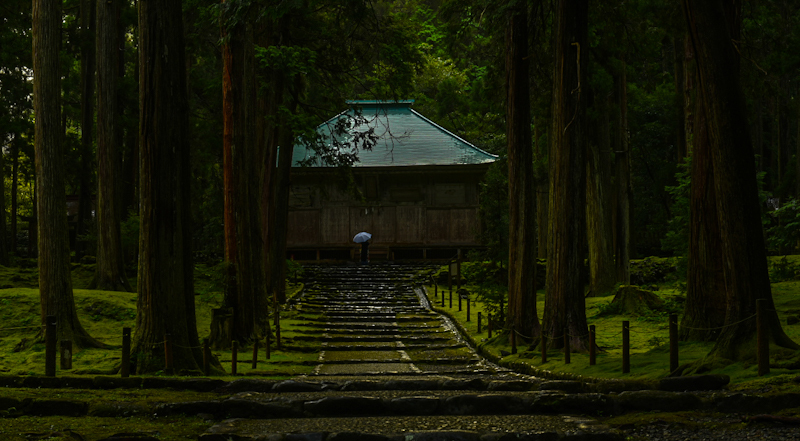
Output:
[{"xmin": 198, "ymin": 263, "xmax": 624, "ymax": 440}]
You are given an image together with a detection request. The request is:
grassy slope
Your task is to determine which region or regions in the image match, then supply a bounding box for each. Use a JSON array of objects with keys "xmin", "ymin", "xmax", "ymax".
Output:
[
  {"xmin": 0, "ymin": 263, "xmax": 316, "ymax": 377},
  {"xmin": 428, "ymin": 256, "xmax": 800, "ymax": 390}
]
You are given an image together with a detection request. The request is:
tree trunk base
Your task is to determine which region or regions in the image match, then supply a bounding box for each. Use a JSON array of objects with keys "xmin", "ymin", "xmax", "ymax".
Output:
[
  {"xmin": 209, "ymin": 307, "xmax": 234, "ymax": 350},
  {"xmin": 611, "ymin": 285, "xmax": 665, "ymax": 315}
]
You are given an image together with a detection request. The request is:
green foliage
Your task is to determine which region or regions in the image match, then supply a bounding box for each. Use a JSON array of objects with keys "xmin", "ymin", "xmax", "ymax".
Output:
[
  {"xmin": 458, "ymin": 261, "xmax": 507, "ymax": 319},
  {"xmin": 766, "ymin": 199, "xmax": 800, "ymax": 255},
  {"xmin": 476, "ymin": 162, "xmax": 509, "ymax": 263},
  {"xmin": 770, "ymin": 256, "xmax": 799, "ymax": 283},
  {"xmin": 661, "ymin": 157, "xmax": 691, "ymax": 258},
  {"xmin": 630, "ymin": 257, "xmax": 677, "ymax": 285}
]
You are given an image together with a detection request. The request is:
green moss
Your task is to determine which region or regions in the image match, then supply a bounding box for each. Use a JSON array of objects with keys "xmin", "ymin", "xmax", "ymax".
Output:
[{"xmin": 0, "ymin": 415, "xmax": 210, "ymax": 441}]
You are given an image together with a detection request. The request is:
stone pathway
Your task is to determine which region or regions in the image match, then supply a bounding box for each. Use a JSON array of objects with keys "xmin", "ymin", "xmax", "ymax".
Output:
[{"xmin": 200, "ymin": 263, "xmax": 624, "ymax": 440}]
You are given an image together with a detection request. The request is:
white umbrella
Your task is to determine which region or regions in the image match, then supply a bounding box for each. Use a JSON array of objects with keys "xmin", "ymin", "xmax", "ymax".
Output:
[{"xmin": 353, "ymin": 232, "xmax": 372, "ymax": 243}]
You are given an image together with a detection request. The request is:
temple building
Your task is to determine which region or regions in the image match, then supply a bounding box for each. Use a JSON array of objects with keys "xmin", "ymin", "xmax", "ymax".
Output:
[{"xmin": 286, "ymin": 100, "xmax": 497, "ymax": 260}]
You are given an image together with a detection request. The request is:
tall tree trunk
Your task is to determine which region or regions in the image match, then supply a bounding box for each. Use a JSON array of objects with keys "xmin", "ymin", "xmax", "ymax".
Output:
[
  {"xmin": 614, "ymin": 62, "xmax": 631, "ymax": 284},
  {"xmin": 11, "ymin": 142, "xmax": 19, "ymax": 257},
  {"xmin": 33, "ymin": 0, "xmax": 104, "ymax": 349},
  {"xmin": 586, "ymin": 85, "xmax": 615, "ymax": 297},
  {"xmin": 132, "ymin": 0, "xmax": 204, "ymax": 374},
  {"xmin": 506, "ymin": 2, "xmax": 539, "ymax": 341},
  {"xmin": 544, "ymin": 0, "xmax": 590, "ymax": 352},
  {"xmin": 796, "ymin": 96, "xmax": 800, "ymax": 198},
  {"xmin": 534, "ymin": 121, "xmax": 548, "ymax": 260},
  {"xmin": 218, "ymin": 3, "xmax": 267, "ymax": 346},
  {"xmin": 267, "ymin": 86, "xmax": 298, "ymax": 305},
  {"xmin": 0, "ymin": 148, "xmax": 7, "ymax": 266},
  {"xmin": 95, "ymin": 0, "xmax": 130, "ymax": 292},
  {"xmin": 681, "ymin": 94, "xmax": 726, "ymax": 341},
  {"xmin": 682, "ymin": 0, "xmax": 798, "ymax": 359},
  {"xmin": 75, "ymin": 0, "xmax": 95, "ymax": 262},
  {"xmin": 674, "ymin": 36, "xmax": 687, "ymax": 162}
]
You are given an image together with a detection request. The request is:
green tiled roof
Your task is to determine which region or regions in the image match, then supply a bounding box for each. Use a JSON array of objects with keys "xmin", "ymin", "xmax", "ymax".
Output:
[{"xmin": 292, "ymin": 100, "xmax": 498, "ymax": 167}]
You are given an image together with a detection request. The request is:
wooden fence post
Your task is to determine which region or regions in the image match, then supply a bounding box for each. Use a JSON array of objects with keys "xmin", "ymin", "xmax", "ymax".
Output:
[
  {"xmin": 488, "ymin": 314, "xmax": 493, "ymax": 339},
  {"xmin": 669, "ymin": 313, "xmax": 678, "ymax": 373},
  {"xmin": 252, "ymin": 339, "xmax": 258, "ymax": 369},
  {"xmin": 231, "ymin": 341, "xmax": 238, "ymax": 375},
  {"xmin": 121, "ymin": 327, "xmax": 131, "ymax": 377},
  {"xmin": 564, "ymin": 328, "xmax": 570, "ymax": 364},
  {"xmin": 164, "ymin": 333, "xmax": 174, "ymax": 375},
  {"xmin": 477, "ymin": 312, "xmax": 482, "ymax": 333},
  {"xmin": 203, "ymin": 338, "xmax": 210, "ymax": 376},
  {"xmin": 757, "ymin": 299, "xmax": 769, "ymax": 376},
  {"xmin": 266, "ymin": 330, "xmax": 271, "ymax": 360},
  {"xmin": 466, "ymin": 296, "xmax": 470, "ymax": 322},
  {"xmin": 511, "ymin": 324, "xmax": 517, "ymax": 354},
  {"xmin": 541, "ymin": 332, "xmax": 547, "ymax": 364},
  {"xmin": 589, "ymin": 325, "xmax": 596, "ymax": 366},
  {"xmin": 622, "ymin": 321, "xmax": 630, "ymax": 374},
  {"xmin": 45, "ymin": 315, "xmax": 56, "ymax": 377},
  {"xmin": 275, "ymin": 306, "xmax": 282, "ymax": 351}
]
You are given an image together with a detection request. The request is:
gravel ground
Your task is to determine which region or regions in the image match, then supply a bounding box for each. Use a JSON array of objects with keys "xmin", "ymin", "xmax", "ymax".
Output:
[{"xmin": 612, "ymin": 414, "xmax": 800, "ymax": 440}]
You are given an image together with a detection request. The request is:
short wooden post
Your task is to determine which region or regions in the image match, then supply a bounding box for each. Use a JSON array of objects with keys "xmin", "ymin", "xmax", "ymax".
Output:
[
  {"xmin": 466, "ymin": 296, "xmax": 470, "ymax": 322},
  {"xmin": 622, "ymin": 321, "xmax": 630, "ymax": 374},
  {"xmin": 121, "ymin": 327, "xmax": 131, "ymax": 377},
  {"xmin": 275, "ymin": 306, "xmax": 282, "ymax": 350},
  {"xmin": 231, "ymin": 341, "xmax": 238, "ymax": 375},
  {"xmin": 45, "ymin": 315, "xmax": 56, "ymax": 376},
  {"xmin": 589, "ymin": 325, "xmax": 596, "ymax": 366},
  {"xmin": 266, "ymin": 330, "xmax": 271, "ymax": 360},
  {"xmin": 164, "ymin": 333, "xmax": 174, "ymax": 375},
  {"xmin": 60, "ymin": 340, "xmax": 72, "ymax": 370},
  {"xmin": 488, "ymin": 314, "xmax": 493, "ymax": 339},
  {"xmin": 441, "ymin": 287, "xmax": 445, "ymax": 307},
  {"xmin": 757, "ymin": 299, "xmax": 769, "ymax": 376},
  {"xmin": 203, "ymin": 338, "xmax": 210, "ymax": 375},
  {"xmin": 477, "ymin": 312, "xmax": 482, "ymax": 333},
  {"xmin": 457, "ymin": 256, "xmax": 461, "ymax": 292},
  {"xmin": 563, "ymin": 328, "xmax": 570, "ymax": 364},
  {"xmin": 541, "ymin": 332, "xmax": 547, "ymax": 364},
  {"xmin": 252, "ymin": 339, "xmax": 258, "ymax": 369},
  {"xmin": 511, "ymin": 324, "xmax": 517, "ymax": 354},
  {"xmin": 669, "ymin": 313, "xmax": 678, "ymax": 373},
  {"xmin": 448, "ymin": 266, "xmax": 452, "ymax": 306}
]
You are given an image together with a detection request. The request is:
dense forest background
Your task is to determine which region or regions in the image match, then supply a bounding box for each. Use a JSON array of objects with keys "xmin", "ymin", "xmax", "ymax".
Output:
[{"xmin": 1, "ymin": 0, "xmax": 800, "ymax": 266}]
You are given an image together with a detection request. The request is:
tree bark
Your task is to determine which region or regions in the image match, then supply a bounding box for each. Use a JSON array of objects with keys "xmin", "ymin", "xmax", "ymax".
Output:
[
  {"xmin": 218, "ymin": 2, "xmax": 267, "ymax": 347},
  {"xmin": 133, "ymin": 0, "xmax": 203, "ymax": 374},
  {"xmin": 681, "ymin": 93, "xmax": 726, "ymax": 341},
  {"xmin": 674, "ymin": 36, "xmax": 687, "ymax": 162},
  {"xmin": 682, "ymin": 0, "xmax": 798, "ymax": 358},
  {"xmin": 33, "ymin": 0, "xmax": 104, "ymax": 349},
  {"xmin": 614, "ymin": 62, "xmax": 631, "ymax": 284},
  {"xmin": 586, "ymin": 84, "xmax": 615, "ymax": 297},
  {"xmin": 95, "ymin": 0, "xmax": 130, "ymax": 292},
  {"xmin": 75, "ymin": 0, "xmax": 95, "ymax": 262},
  {"xmin": 544, "ymin": 0, "xmax": 590, "ymax": 352},
  {"xmin": 11, "ymin": 142, "xmax": 19, "ymax": 257},
  {"xmin": 506, "ymin": 2, "xmax": 540, "ymax": 341},
  {"xmin": 534, "ymin": 122, "xmax": 548, "ymax": 260}
]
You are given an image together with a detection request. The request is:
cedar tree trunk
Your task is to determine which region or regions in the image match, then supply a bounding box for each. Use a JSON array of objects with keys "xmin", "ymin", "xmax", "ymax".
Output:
[
  {"xmin": 614, "ymin": 64, "xmax": 631, "ymax": 284},
  {"xmin": 681, "ymin": 95, "xmax": 726, "ymax": 341},
  {"xmin": 95, "ymin": 0, "xmax": 130, "ymax": 292},
  {"xmin": 506, "ymin": 2, "xmax": 540, "ymax": 341},
  {"xmin": 682, "ymin": 0, "xmax": 798, "ymax": 358},
  {"xmin": 33, "ymin": 0, "xmax": 104, "ymax": 349},
  {"xmin": 586, "ymin": 85, "xmax": 615, "ymax": 297},
  {"xmin": 75, "ymin": 0, "xmax": 95, "ymax": 262},
  {"xmin": 133, "ymin": 0, "xmax": 203, "ymax": 374},
  {"xmin": 544, "ymin": 0, "xmax": 590, "ymax": 351}
]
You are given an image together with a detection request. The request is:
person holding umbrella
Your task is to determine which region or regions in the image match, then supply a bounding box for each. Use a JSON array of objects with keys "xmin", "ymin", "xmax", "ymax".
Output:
[{"xmin": 353, "ymin": 232, "xmax": 372, "ymax": 264}]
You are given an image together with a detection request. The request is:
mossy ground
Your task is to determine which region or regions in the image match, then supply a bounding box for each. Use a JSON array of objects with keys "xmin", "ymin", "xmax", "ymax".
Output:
[
  {"xmin": 0, "ymin": 263, "xmax": 317, "ymax": 377},
  {"xmin": 427, "ymin": 255, "xmax": 800, "ymax": 390}
]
